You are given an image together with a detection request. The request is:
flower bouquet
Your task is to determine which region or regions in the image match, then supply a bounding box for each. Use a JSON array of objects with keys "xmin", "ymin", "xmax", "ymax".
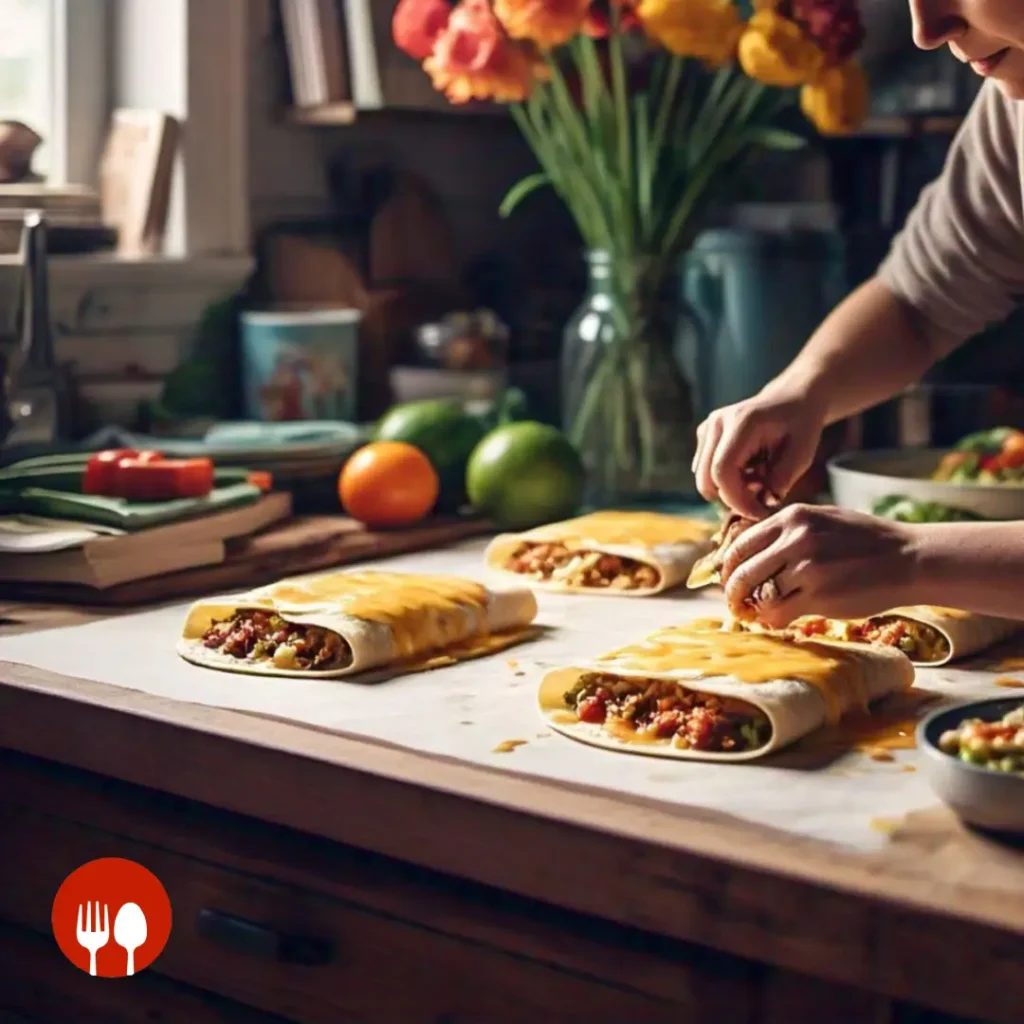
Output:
[{"xmin": 394, "ymin": 0, "xmax": 868, "ymax": 503}]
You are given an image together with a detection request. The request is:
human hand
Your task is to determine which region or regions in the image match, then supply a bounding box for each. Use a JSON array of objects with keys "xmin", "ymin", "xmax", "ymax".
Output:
[
  {"xmin": 692, "ymin": 387, "xmax": 828, "ymax": 520},
  {"xmin": 719, "ymin": 503, "xmax": 921, "ymax": 628}
]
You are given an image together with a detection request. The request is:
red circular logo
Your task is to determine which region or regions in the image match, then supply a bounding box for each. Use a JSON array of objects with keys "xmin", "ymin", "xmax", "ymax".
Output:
[{"xmin": 51, "ymin": 858, "xmax": 172, "ymax": 978}]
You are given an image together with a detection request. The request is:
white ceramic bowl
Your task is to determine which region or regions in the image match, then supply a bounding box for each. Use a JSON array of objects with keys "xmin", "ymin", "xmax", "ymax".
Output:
[
  {"xmin": 827, "ymin": 449, "xmax": 1024, "ymax": 520},
  {"xmin": 917, "ymin": 698, "xmax": 1024, "ymax": 834}
]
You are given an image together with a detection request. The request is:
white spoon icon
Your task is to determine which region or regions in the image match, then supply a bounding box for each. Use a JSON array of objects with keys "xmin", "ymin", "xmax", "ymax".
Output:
[{"xmin": 113, "ymin": 902, "xmax": 147, "ymax": 977}]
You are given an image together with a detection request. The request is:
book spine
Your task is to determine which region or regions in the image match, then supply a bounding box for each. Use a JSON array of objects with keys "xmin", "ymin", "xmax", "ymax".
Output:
[
  {"xmin": 341, "ymin": 0, "xmax": 383, "ymax": 109},
  {"xmin": 281, "ymin": 0, "xmax": 316, "ymax": 107}
]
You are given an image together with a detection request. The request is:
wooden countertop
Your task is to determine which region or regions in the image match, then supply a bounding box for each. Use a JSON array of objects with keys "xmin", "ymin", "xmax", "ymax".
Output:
[{"xmin": 0, "ymin": 597, "xmax": 1023, "ymax": 1023}]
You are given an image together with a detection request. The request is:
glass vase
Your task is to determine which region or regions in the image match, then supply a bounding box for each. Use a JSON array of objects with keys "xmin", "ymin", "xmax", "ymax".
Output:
[{"xmin": 561, "ymin": 250, "xmax": 698, "ymax": 509}]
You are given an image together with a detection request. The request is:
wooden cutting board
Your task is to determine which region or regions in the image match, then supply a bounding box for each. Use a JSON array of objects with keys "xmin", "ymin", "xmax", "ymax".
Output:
[{"xmin": 0, "ymin": 514, "xmax": 496, "ymax": 608}]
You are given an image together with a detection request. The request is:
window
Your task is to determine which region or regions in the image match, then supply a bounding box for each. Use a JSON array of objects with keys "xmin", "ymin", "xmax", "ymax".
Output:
[
  {"xmin": 0, "ymin": 0, "xmax": 54, "ymax": 176},
  {"xmin": 0, "ymin": 0, "xmax": 249, "ymax": 257}
]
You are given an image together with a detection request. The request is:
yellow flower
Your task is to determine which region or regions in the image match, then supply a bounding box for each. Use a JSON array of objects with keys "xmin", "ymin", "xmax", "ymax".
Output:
[
  {"xmin": 801, "ymin": 61, "xmax": 868, "ymax": 135},
  {"xmin": 637, "ymin": 0, "xmax": 744, "ymax": 66},
  {"xmin": 494, "ymin": 0, "xmax": 591, "ymax": 49},
  {"xmin": 738, "ymin": 10, "xmax": 824, "ymax": 87}
]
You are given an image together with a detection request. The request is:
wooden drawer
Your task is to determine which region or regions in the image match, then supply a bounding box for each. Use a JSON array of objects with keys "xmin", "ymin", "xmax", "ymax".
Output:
[
  {"xmin": 0, "ymin": 803, "xmax": 702, "ymax": 1024},
  {"xmin": 0, "ymin": 919, "xmax": 287, "ymax": 1024}
]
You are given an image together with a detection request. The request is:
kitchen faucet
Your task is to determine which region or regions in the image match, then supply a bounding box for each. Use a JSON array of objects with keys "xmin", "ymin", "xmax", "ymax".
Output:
[{"xmin": 0, "ymin": 210, "xmax": 61, "ymax": 448}]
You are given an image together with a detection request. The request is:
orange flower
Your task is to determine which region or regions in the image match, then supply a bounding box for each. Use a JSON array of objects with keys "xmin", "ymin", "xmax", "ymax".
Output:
[
  {"xmin": 494, "ymin": 0, "xmax": 591, "ymax": 48},
  {"xmin": 636, "ymin": 0, "xmax": 744, "ymax": 66},
  {"xmin": 393, "ymin": 0, "xmax": 453, "ymax": 60},
  {"xmin": 425, "ymin": 0, "xmax": 543, "ymax": 103},
  {"xmin": 801, "ymin": 60, "xmax": 868, "ymax": 134}
]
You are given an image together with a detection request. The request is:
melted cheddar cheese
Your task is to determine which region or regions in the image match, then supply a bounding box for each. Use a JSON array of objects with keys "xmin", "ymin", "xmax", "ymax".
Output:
[
  {"xmin": 597, "ymin": 624, "xmax": 874, "ymax": 725},
  {"xmin": 524, "ymin": 511, "xmax": 713, "ymax": 549},
  {"xmin": 254, "ymin": 571, "xmax": 490, "ymax": 659}
]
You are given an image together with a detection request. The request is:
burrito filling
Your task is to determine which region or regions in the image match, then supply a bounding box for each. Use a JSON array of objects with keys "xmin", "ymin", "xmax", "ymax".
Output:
[
  {"xmin": 563, "ymin": 672, "xmax": 771, "ymax": 752},
  {"xmin": 201, "ymin": 610, "xmax": 351, "ymax": 671},
  {"xmin": 788, "ymin": 615, "xmax": 949, "ymax": 663},
  {"xmin": 938, "ymin": 704, "xmax": 1024, "ymax": 774},
  {"xmin": 505, "ymin": 542, "xmax": 660, "ymax": 591}
]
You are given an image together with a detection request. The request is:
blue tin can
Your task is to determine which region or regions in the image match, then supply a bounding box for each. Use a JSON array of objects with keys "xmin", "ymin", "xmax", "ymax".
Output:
[{"xmin": 240, "ymin": 308, "xmax": 361, "ymax": 423}]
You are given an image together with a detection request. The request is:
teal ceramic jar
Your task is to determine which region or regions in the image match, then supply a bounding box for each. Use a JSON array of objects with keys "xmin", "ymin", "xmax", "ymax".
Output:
[
  {"xmin": 240, "ymin": 309, "xmax": 361, "ymax": 423},
  {"xmin": 679, "ymin": 227, "xmax": 848, "ymax": 419}
]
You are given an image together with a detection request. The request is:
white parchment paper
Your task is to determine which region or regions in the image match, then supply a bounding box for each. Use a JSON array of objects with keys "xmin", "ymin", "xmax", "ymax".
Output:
[{"xmin": 1, "ymin": 540, "xmax": 1019, "ymax": 853}]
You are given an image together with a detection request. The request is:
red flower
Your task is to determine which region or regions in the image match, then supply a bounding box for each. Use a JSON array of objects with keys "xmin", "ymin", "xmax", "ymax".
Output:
[
  {"xmin": 583, "ymin": 0, "xmax": 641, "ymax": 37},
  {"xmin": 785, "ymin": 0, "xmax": 864, "ymax": 64},
  {"xmin": 393, "ymin": 0, "xmax": 454, "ymax": 61},
  {"xmin": 425, "ymin": 0, "xmax": 544, "ymax": 103}
]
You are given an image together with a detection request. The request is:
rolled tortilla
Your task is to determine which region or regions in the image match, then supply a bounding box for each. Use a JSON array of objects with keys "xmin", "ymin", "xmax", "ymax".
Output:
[
  {"xmin": 484, "ymin": 511, "xmax": 715, "ymax": 596},
  {"xmin": 859, "ymin": 606, "xmax": 1023, "ymax": 666},
  {"xmin": 539, "ymin": 619, "xmax": 914, "ymax": 761},
  {"xmin": 686, "ymin": 513, "xmax": 754, "ymax": 589},
  {"xmin": 178, "ymin": 569, "xmax": 538, "ymax": 678}
]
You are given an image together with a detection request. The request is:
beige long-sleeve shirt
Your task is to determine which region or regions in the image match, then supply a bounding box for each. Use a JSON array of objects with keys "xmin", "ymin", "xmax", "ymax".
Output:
[{"xmin": 878, "ymin": 79, "xmax": 1024, "ymax": 355}]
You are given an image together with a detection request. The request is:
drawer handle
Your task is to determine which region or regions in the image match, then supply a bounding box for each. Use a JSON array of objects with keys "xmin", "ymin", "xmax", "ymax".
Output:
[{"xmin": 196, "ymin": 908, "xmax": 334, "ymax": 966}]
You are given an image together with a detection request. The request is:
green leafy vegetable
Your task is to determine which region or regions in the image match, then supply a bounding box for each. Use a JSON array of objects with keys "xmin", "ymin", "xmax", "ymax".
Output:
[{"xmin": 872, "ymin": 495, "xmax": 984, "ymax": 524}]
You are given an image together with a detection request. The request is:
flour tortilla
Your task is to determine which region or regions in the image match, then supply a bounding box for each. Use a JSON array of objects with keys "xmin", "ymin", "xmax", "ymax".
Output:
[
  {"xmin": 864, "ymin": 606, "xmax": 1024, "ymax": 666},
  {"xmin": 484, "ymin": 511, "xmax": 715, "ymax": 596},
  {"xmin": 178, "ymin": 572, "xmax": 538, "ymax": 679},
  {"xmin": 686, "ymin": 513, "xmax": 754, "ymax": 590},
  {"xmin": 539, "ymin": 627, "xmax": 914, "ymax": 762}
]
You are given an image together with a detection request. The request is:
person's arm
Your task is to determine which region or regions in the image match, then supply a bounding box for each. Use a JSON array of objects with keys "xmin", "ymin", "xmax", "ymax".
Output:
[
  {"xmin": 762, "ymin": 276, "xmax": 936, "ymax": 426},
  {"xmin": 772, "ymin": 79, "xmax": 1024, "ymax": 425},
  {"xmin": 908, "ymin": 521, "xmax": 1024, "ymax": 621}
]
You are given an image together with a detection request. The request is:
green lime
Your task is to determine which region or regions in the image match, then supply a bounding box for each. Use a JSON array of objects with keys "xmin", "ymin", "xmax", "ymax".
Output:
[
  {"xmin": 375, "ymin": 399, "xmax": 485, "ymax": 511},
  {"xmin": 466, "ymin": 421, "xmax": 585, "ymax": 529}
]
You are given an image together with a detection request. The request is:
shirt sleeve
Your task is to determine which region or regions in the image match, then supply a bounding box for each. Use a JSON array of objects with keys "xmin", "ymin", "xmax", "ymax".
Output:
[{"xmin": 877, "ymin": 79, "xmax": 1024, "ymax": 355}]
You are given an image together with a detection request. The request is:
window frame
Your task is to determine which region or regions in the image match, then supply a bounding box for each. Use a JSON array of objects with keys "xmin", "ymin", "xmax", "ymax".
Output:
[
  {"xmin": 49, "ymin": 0, "xmax": 110, "ymax": 188},
  {"xmin": 36, "ymin": 0, "xmax": 249, "ymax": 259}
]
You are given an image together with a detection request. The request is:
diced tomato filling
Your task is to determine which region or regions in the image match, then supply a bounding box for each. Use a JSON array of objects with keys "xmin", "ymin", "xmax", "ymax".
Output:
[
  {"xmin": 201, "ymin": 610, "xmax": 350, "ymax": 671},
  {"xmin": 506, "ymin": 542, "xmax": 660, "ymax": 591},
  {"xmin": 563, "ymin": 672, "xmax": 769, "ymax": 752}
]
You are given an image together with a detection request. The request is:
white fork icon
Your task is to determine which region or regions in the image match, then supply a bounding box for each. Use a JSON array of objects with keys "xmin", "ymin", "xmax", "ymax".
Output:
[{"xmin": 76, "ymin": 901, "xmax": 109, "ymax": 976}]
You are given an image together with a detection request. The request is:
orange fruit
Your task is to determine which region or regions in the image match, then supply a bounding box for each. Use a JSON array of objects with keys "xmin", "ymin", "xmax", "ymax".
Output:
[{"xmin": 339, "ymin": 441, "xmax": 439, "ymax": 528}]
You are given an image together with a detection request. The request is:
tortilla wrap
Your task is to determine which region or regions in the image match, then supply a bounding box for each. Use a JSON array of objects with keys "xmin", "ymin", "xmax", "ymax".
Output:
[
  {"xmin": 484, "ymin": 511, "xmax": 715, "ymax": 596},
  {"xmin": 539, "ymin": 620, "xmax": 914, "ymax": 762},
  {"xmin": 686, "ymin": 513, "xmax": 754, "ymax": 589},
  {"xmin": 178, "ymin": 570, "xmax": 538, "ymax": 679},
  {"xmin": 862, "ymin": 606, "xmax": 1024, "ymax": 666}
]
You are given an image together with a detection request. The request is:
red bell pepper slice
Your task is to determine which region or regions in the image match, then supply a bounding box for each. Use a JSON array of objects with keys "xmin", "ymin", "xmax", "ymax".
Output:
[
  {"xmin": 83, "ymin": 449, "xmax": 138, "ymax": 494},
  {"xmin": 114, "ymin": 457, "xmax": 215, "ymax": 501}
]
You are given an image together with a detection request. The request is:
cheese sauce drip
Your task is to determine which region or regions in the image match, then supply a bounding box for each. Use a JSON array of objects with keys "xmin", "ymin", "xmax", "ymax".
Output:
[
  {"xmin": 524, "ymin": 511, "xmax": 713, "ymax": 548},
  {"xmin": 597, "ymin": 625, "xmax": 874, "ymax": 724},
  {"xmin": 254, "ymin": 571, "xmax": 490, "ymax": 659}
]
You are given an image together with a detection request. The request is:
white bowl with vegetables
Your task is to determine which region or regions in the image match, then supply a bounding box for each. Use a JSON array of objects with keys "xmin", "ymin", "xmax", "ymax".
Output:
[
  {"xmin": 917, "ymin": 698, "xmax": 1024, "ymax": 833},
  {"xmin": 828, "ymin": 427, "xmax": 1024, "ymax": 521}
]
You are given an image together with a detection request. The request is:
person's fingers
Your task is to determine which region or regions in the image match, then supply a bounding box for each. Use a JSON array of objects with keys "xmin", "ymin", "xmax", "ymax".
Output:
[
  {"xmin": 756, "ymin": 560, "xmax": 821, "ymax": 626},
  {"xmin": 694, "ymin": 416, "xmax": 724, "ymax": 502},
  {"xmin": 765, "ymin": 435, "xmax": 817, "ymax": 500},
  {"xmin": 723, "ymin": 535, "xmax": 791, "ymax": 611},
  {"xmin": 691, "ymin": 419, "xmax": 707, "ymax": 475},
  {"xmin": 719, "ymin": 516, "xmax": 784, "ymax": 583},
  {"xmin": 711, "ymin": 423, "xmax": 776, "ymax": 520}
]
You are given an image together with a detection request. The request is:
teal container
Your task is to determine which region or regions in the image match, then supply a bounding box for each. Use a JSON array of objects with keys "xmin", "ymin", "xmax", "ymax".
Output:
[
  {"xmin": 240, "ymin": 308, "xmax": 361, "ymax": 423},
  {"xmin": 679, "ymin": 228, "xmax": 848, "ymax": 419}
]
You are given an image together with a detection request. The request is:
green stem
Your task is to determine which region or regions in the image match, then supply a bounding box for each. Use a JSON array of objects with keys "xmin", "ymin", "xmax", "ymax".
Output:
[{"xmin": 608, "ymin": 27, "xmax": 633, "ymax": 252}]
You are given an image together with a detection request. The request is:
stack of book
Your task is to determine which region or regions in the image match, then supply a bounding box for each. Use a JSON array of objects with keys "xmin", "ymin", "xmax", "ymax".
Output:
[{"xmin": 0, "ymin": 491, "xmax": 292, "ymax": 589}]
